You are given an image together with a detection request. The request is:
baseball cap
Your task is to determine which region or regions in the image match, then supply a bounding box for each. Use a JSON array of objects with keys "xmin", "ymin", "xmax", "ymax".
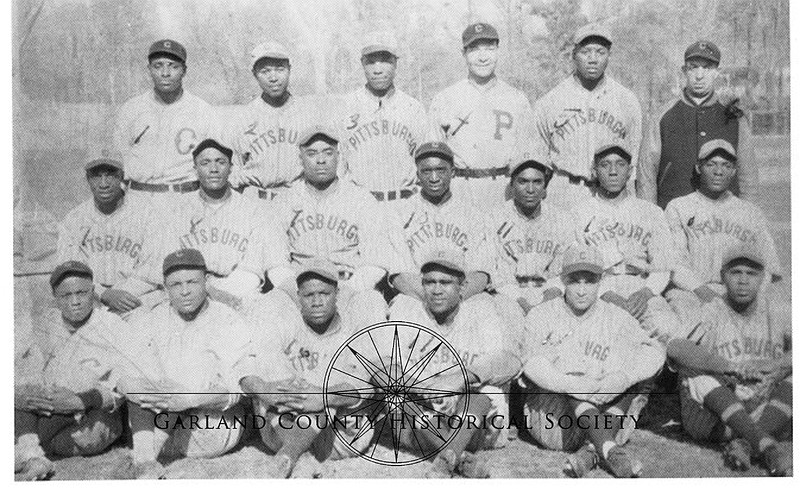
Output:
[
  {"xmin": 250, "ymin": 41, "xmax": 290, "ymax": 68},
  {"xmin": 594, "ymin": 143, "xmax": 632, "ymax": 163},
  {"xmin": 84, "ymin": 157, "xmax": 123, "ymax": 173},
  {"xmin": 50, "ymin": 260, "xmax": 93, "ymax": 289},
  {"xmin": 462, "ymin": 22, "xmax": 499, "ymax": 49},
  {"xmin": 192, "ymin": 138, "xmax": 233, "ymax": 160},
  {"xmin": 361, "ymin": 32, "xmax": 400, "ymax": 58},
  {"xmin": 163, "ymin": 248, "xmax": 207, "ymax": 276},
  {"xmin": 509, "ymin": 147, "xmax": 552, "ymax": 179},
  {"xmin": 721, "ymin": 242, "xmax": 765, "ymax": 270},
  {"xmin": 573, "ymin": 24, "xmax": 612, "ymax": 47},
  {"xmin": 414, "ymin": 141, "xmax": 454, "ymax": 163},
  {"xmin": 698, "ymin": 139, "xmax": 737, "ymax": 161},
  {"xmin": 148, "ymin": 39, "xmax": 187, "ymax": 63},
  {"xmin": 298, "ymin": 125, "xmax": 339, "ymax": 147},
  {"xmin": 561, "ymin": 244, "xmax": 604, "ymax": 277},
  {"xmin": 296, "ymin": 259, "xmax": 340, "ymax": 286},
  {"xmin": 684, "ymin": 40, "xmax": 721, "ymax": 64},
  {"xmin": 421, "ymin": 248, "xmax": 466, "ymax": 278}
]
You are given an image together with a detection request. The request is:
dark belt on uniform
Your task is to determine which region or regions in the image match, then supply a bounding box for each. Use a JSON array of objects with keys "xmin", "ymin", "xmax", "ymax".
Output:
[
  {"xmin": 516, "ymin": 276, "xmax": 546, "ymax": 288},
  {"xmin": 552, "ymin": 168, "xmax": 596, "ymax": 188},
  {"xmin": 454, "ymin": 167, "xmax": 509, "ymax": 179},
  {"xmin": 609, "ymin": 264, "xmax": 648, "ymax": 277},
  {"xmin": 128, "ymin": 180, "xmax": 200, "ymax": 193},
  {"xmin": 371, "ymin": 188, "xmax": 416, "ymax": 202},
  {"xmin": 257, "ymin": 188, "xmax": 281, "ymax": 201}
]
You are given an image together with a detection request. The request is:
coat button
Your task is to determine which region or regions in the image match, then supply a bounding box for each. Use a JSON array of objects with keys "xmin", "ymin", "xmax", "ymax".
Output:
[{"xmin": 700, "ymin": 131, "xmax": 707, "ymax": 136}]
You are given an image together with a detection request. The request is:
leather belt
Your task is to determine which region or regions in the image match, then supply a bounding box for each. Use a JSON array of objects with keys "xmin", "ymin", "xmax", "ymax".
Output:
[
  {"xmin": 129, "ymin": 180, "xmax": 200, "ymax": 193},
  {"xmin": 454, "ymin": 167, "xmax": 509, "ymax": 179},
  {"xmin": 371, "ymin": 188, "xmax": 416, "ymax": 202},
  {"xmin": 553, "ymin": 168, "xmax": 596, "ymax": 187},
  {"xmin": 609, "ymin": 264, "xmax": 648, "ymax": 277},
  {"xmin": 257, "ymin": 188, "xmax": 281, "ymax": 201},
  {"xmin": 516, "ymin": 276, "xmax": 546, "ymax": 288}
]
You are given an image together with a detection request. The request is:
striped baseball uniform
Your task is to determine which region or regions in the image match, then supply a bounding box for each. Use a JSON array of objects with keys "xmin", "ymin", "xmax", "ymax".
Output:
[
  {"xmin": 339, "ymin": 86, "xmax": 427, "ymax": 194},
  {"xmin": 390, "ymin": 193, "xmax": 494, "ymax": 275},
  {"xmin": 222, "ymin": 95, "xmax": 318, "ymax": 195},
  {"xmin": 532, "ymin": 75, "xmax": 643, "ymax": 210},
  {"xmin": 57, "ymin": 193, "xmax": 156, "ymax": 297},
  {"xmin": 113, "ymin": 90, "xmax": 218, "ymax": 185}
]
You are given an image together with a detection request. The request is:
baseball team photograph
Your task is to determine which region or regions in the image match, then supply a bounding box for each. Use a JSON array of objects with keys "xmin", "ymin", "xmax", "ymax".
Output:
[{"xmin": 9, "ymin": 0, "xmax": 794, "ymax": 481}]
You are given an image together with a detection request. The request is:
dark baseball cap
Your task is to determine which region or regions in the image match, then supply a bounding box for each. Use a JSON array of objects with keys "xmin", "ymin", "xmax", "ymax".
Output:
[
  {"xmin": 573, "ymin": 24, "xmax": 613, "ymax": 48},
  {"xmin": 510, "ymin": 147, "xmax": 552, "ymax": 179},
  {"xmin": 698, "ymin": 139, "xmax": 737, "ymax": 161},
  {"xmin": 414, "ymin": 141, "xmax": 454, "ymax": 163},
  {"xmin": 594, "ymin": 143, "xmax": 632, "ymax": 163},
  {"xmin": 462, "ymin": 23, "xmax": 499, "ymax": 49},
  {"xmin": 721, "ymin": 242, "xmax": 764, "ymax": 271},
  {"xmin": 561, "ymin": 245, "xmax": 604, "ymax": 277},
  {"xmin": 421, "ymin": 248, "xmax": 466, "ymax": 278},
  {"xmin": 149, "ymin": 39, "xmax": 187, "ymax": 63},
  {"xmin": 684, "ymin": 40, "xmax": 721, "ymax": 64},
  {"xmin": 192, "ymin": 138, "xmax": 233, "ymax": 160},
  {"xmin": 298, "ymin": 125, "xmax": 339, "ymax": 147},
  {"xmin": 84, "ymin": 157, "xmax": 123, "ymax": 173},
  {"xmin": 163, "ymin": 248, "xmax": 207, "ymax": 276},
  {"xmin": 50, "ymin": 260, "xmax": 93, "ymax": 289},
  {"xmin": 296, "ymin": 259, "xmax": 340, "ymax": 286}
]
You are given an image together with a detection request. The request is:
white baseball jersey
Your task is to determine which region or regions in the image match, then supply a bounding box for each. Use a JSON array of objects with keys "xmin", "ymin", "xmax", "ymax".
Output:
[
  {"xmin": 533, "ymin": 75, "xmax": 642, "ymax": 178},
  {"xmin": 222, "ymin": 95, "xmax": 318, "ymax": 189},
  {"xmin": 269, "ymin": 179, "xmax": 399, "ymax": 276},
  {"xmin": 665, "ymin": 190, "xmax": 782, "ymax": 290},
  {"xmin": 339, "ymin": 86, "xmax": 427, "ymax": 191},
  {"xmin": 429, "ymin": 78, "xmax": 534, "ymax": 170},
  {"xmin": 490, "ymin": 200, "xmax": 579, "ymax": 292},
  {"xmin": 123, "ymin": 300, "xmax": 251, "ymax": 392},
  {"xmin": 113, "ymin": 90, "xmax": 218, "ymax": 185},
  {"xmin": 525, "ymin": 299, "xmax": 664, "ymax": 381},
  {"xmin": 16, "ymin": 307, "xmax": 128, "ymax": 409},
  {"xmin": 57, "ymin": 193, "xmax": 156, "ymax": 291},
  {"xmin": 391, "ymin": 193, "xmax": 494, "ymax": 274}
]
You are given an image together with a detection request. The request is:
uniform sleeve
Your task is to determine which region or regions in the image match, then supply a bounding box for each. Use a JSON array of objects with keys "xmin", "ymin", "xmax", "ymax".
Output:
[
  {"xmin": 468, "ymin": 306, "xmax": 521, "ymax": 386},
  {"xmin": 753, "ymin": 207, "xmax": 783, "ymax": 281},
  {"xmin": 735, "ymin": 115, "xmax": 759, "ymax": 201},
  {"xmin": 55, "ymin": 211, "xmax": 84, "ymax": 263},
  {"xmin": 112, "ymin": 101, "xmax": 131, "ymax": 165},
  {"xmin": 215, "ymin": 308, "xmax": 254, "ymax": 393},
  {"xmin": 426, "ymin": 92, "xmax": 447, "ymax": 142},
  {"xmin": 617, "ymin": 312, "xmax": 666, "ymax": 384},
  {"xmin": 356, "ymin": 194, "xmax": 395, "ymax": 272},
  {"xmin": 240, "ymin": 200, "xmax": 291, "ymax": 276},
  {"xmin": 644, "ymin": 206, "xmax": 677, "ymax": 294},
  {"xmin": 626, "ymin": 91, "xmax": 644, "ymax": 187},
  {"xmin": 636, "ymin": 104, "xmax": 668, "ymax": 204},
  {"xmin": 465, "ymin": 214, "xmax": 496, "ymax": 277},
  {"xmin": 531, "ymin": 98, "xmax": 555, "ymax": 160},
  {"xmin": 665, "ymin": 201, "xmax": 704, "ymax": 291}
]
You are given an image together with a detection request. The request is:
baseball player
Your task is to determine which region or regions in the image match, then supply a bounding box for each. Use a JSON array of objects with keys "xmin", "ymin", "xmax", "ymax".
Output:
[
  {"xmin": 429, "ymin": 22, "xmax": 535, "ymax": 208},
  {"xmin": 387, "ymin": 249, "xmax": 522, "ymax": 478},
  {"xmin": 573, "ymin": 143, "xmax": 683, "ymax": 344},
  {"xmin": 15, "ymin": 261, "xmax": 127, "ymax": 481},
  {"xmin": 222, "ymin": 41, "xmax": 318, "ymax": 201},
  {"xmin": 667, "ymin": 243, "xmax": 791, "ymax": 476},
  {"xmin": 390, "ymin": 141, "xmax": 494, "ymax": 302},
  {"xmin": 338, "ymin": 32, "xmax": 427, "ymax": 204},
  {"xmin": 638, "ymin": 40, "xmax": 758, "ymax": 208},
  {"xmin": 118, "ymin": 249, "xmax": 251, "ymax": 479},
  {"xmin": 532, "ymin": 24, "xmax": 643, "ymax": 211},
  {"xmin": 57, "ymin": 158, "xmax": 160, "ymax": 317},
  {"xmin": 113, "ymin": 39, "xmax": 218, "ymax": 206},
  {"xmin": 665, "ymin": 139, "xmax": 782, "ymax": 322},
  {"xmin": 241, "ymin": 260, "xmax": 374, "ymax": 478}
]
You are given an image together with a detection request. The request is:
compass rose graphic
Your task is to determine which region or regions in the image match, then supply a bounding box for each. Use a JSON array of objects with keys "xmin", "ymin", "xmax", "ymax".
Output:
[{"xmin": 323, "ymin": 321, "xmax": 470, "ymax": 466}]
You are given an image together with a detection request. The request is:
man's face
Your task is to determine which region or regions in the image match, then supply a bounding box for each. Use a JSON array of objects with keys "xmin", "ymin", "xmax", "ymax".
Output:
[
  {"xmin": 594, "ymin": 152, "xmax": 632, "ymax": 193},
  {"xmin": 301, "ymin": 139, "xmax": 339, "ymax": 186},
  {"xmin": 573, "ymin": 41, "xmax": 610, "ymax": 81},
  {"xmin": 696, "ymin": 154, "xmax": 736, "ymax": 193},
  {"xmin": 195, "ymin": 147, "xmax": 232, "ymax": 192},
  {"xmin": 511, "ymin": 167, "xmax": 547, "ymax": 210},
  {"xmin": 417, "ymin": 156, "xmax": 453, "ymax": 199},
  {"xmin": 723, "ymin": 262, "xmax": 765, "ymax": 307},
  {"xmin": 683, "ymin": 58, "xmax": 719, "ymax": 98},
  {"xmin": 422, "ymin": 269, "xmax": 462, "ymax": 317},
  {"xmin": 464, "ymin": 40, "xmax": 499, "ymax": 79},
  {"xmin": 165, "ymin": 268, "xmax": 207, "ymax": 316},
  {"xmin": 253, "ymin": 58, "xmax": 290, "ymax": 98},
  {"xmin": 87, "ymin": 167, "xmax": 124, "ymax": 206},
  {"xmin": 298, "ymin": 277, "xmax": 338, "ymax": 328},
  {"xmin": 54, "ymin": 275, "xmax": 94, "ymax": 324},
  {"xmin": 563, "ymin": 271, "xmax": 601, "ymax": 314},
  {"xmin": 148, "ymin": 55, "xmax": 186, "ymax": 94},
  {"xmin": 361, "ymin": 52, "xmax": 397, "ymax": 91}
]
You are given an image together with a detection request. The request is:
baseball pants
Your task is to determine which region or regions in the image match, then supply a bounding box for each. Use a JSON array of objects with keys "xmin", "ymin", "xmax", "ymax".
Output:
[
  {"xmin": 150, "ymin": 404, "xmax": 246, "ymax": 459},
  {"xmin": 15, "ymin": 408, "xmax": 123, "ymax": 461}
]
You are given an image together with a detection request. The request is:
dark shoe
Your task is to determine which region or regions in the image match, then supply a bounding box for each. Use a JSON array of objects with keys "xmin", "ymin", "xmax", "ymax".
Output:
[
  {"xmin": 763, "ymin": 442, "xmax": 792, "ymax": 477},
  {"xmin": 564, "ymin": 444, "xmax": 598, "ymax": 478},
  {"xmin": 723, "ymin": 439, "xmax": 752, "ymax": 471},
  {"xmin": 600, "ymin": 445, "xmax": 643, "ymax": 478},
  {"xmin": 457, "ymin": 452, "xmax": 490, "ymax": 478}
]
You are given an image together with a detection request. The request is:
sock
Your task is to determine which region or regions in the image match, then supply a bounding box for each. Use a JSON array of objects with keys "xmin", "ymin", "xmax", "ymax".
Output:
[
  {"xmin": 757, "ymin": 380, "xmax": 792, "ymax": 438},
  {"xmin": 575, "ymin": 402, "xmax": 615, "ymax": 458},
  {"xmin": 704, "ymin": 386, "xmax": 774, "ymax": 454}
]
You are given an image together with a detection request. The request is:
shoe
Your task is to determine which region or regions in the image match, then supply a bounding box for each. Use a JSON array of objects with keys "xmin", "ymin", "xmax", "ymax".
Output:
[
  {"xmin": 134, "ymin": 460, "xmax": 166, "ymax": 480},
  {"xmin": 615, "ymin": 394, "xmax": 648, "ymax": 446},
  {"xmin": 762, "ymin": 442, "xmax": 792, "ymax": 477},
  {"xmin": 425, "ymin": 449, "xmax": 457, "ymax": 478},
  {"xmin": 457, "ymin": 452, "xmax": 490, "ymax": 478},
  {"xmin": 723, "ymin": 439, "xmax": 752, "ymax": 471},
  {"xmin": 600, "ymin": 445, "xmax": 643, "ymax": 478},
  {"xmin": 564, "ymin": 444, "xmax": 598, "ymax": 478},
  {"xmin": 17, "ymin": 457, "xmax": 54, "ymax": 481},
  {"xmin": 267, "ymin": 454, "xmax": 294, "ymax": 479}
]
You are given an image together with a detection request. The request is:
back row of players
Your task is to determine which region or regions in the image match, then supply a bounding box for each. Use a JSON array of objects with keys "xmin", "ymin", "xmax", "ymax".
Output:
[{"xmin": 16, "ymin": 23, "xmax": 790, "ymax": 479}]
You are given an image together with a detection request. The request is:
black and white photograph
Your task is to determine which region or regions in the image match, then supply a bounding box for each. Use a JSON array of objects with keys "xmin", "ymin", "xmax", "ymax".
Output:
[{"xmin": 9, "ymin": 0, "xmax": 793, "ymax": 480}]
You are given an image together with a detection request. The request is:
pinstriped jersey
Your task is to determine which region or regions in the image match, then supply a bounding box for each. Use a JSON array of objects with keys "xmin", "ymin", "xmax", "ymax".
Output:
[
  {"xmin": 57, "ymin": 194, "xmax": 156, "ymax": 288},
  {"xmin": 339, "ymin": 87, "xmax": 427, "ymax": 191},
  {"xmin": 429, "ymin": 78, "xmax": 534, "ymax": 170}
]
